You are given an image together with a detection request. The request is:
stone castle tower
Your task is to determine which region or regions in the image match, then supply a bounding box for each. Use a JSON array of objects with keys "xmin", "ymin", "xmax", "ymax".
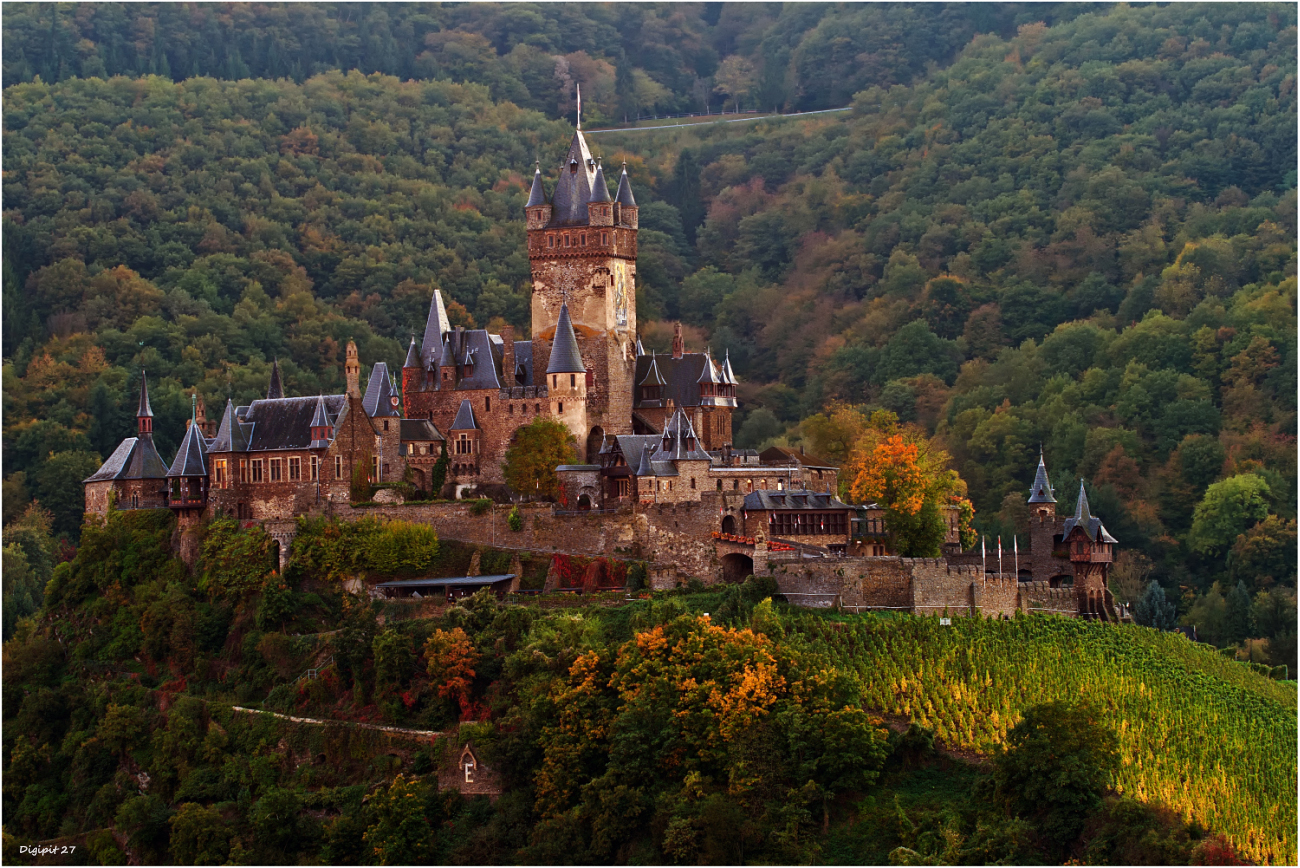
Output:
[{"xmin": 525, "ymin": 129, "xmax": 639, "ymax": 457}]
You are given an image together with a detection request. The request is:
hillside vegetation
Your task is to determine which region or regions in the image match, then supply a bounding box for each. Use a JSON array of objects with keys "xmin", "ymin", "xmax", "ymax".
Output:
[{"xmin": 3, "ymin": 510, "xmax": 1291, "ymax": 863}]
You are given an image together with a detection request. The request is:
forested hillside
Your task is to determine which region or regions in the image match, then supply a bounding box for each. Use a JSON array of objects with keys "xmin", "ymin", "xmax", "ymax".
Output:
[
  {"xmin": 3, "ymin": 512, "xmax": 1291, "ymax": 863},
  {"xmin": 2, "ymin": 6, "xmax": 1296, "ymax": 661}
]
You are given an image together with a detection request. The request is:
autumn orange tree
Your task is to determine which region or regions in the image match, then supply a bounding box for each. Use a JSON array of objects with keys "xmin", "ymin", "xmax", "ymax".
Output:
[
  {"xmin": 503, "ymin": 418, "xmax": 578, "ymax": 501},
  {"xmin": 424, "ymin": 627, "xmax": 479, "ymax": 715},
  {"xmin": 845, "ymin": 410, "xmax": 975, "ymax": 556}
]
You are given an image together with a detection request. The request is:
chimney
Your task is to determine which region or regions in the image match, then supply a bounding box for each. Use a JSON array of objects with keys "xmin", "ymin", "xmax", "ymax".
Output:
[
  {"xmin": 345, "ymin": 340, "xmax": 361, "ymax": 398},
  {"xmin": 501, "ymin": 325, "xmax": 516, "ymax": 387},
  {"xmin": 671, "ymin": 321, "xmax": 684, "ymax": 359}
]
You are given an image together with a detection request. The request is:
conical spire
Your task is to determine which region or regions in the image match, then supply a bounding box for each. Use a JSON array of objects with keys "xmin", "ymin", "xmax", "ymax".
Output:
[
  {"xmin": 635, "ymin": 335, "xmax": 645, "ymax": 356},
  {"xmin": 309, "ymin": 394, "xmax": 333, "ymax": 449},
  {"xmin": 267, "ymin": 359, "xmax": 283, "ymax": 400},
  {"xmin": 547, "ymin": 301, "xmax": 586, "ymax": 374},
  {"xmin": 639, "ymin": 352, "xmax": 667, "ymax": 386},
  {"xmin": 212, "ymin": 398, "xmax": 250, "ymax": 453},
  {"xmin": 589, "ymin": 159, "xmax": 612, "ymax": 203},
  {"xmin": 615, "ymin": 162, "xmax": 636, "ymax": 207},
  {"xmin": 167, "ymin": 397, "xmax": 209, "ymax": 479},
  {"xmin": 310, "ymin": 394, "xmax": 330, "ymax": 429},
  {"xmin": 636, "ymin": 443, "xmax": 656, "ymax": 478},
  {"xmin": 721, "ymin": 349, "xmax": 738, "ymax": 385},
  {"xmin": 404, "ymin": 336, "xmax": 420, "ymax": 368},
  {"xmin": 421, "ymin": 290, "xmax": 452, "ymax": 369},
  {"xmin": 137, "ymin": 370, "xmax": 153, "ymax": 418},
  {"xmin": 526, "ymin": 161, "xmax": 547, "ymax": 207},
  {"xmin": 1073, "ymin": 480, "xmax": 1091, "ymax": 523},
  {"xmin": 1027, "ymin": 449, "xmax": 1056, "ymax": 503},
  {"xmin": 697, "ymin": 348, "xmax": 721, "ymax": 384}
]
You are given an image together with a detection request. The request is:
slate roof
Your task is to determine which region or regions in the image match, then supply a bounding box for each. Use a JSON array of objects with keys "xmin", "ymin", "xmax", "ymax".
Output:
[
  {"xmin": 759, "ymin": 446, "xmax": 839, "ymax": 470},
  {"xmin": 721, "ymin": 351, "xmax": 738, "ymax": 386},
  {"xmin": 602, "ymin": 434, "xmax": 661, "ymax": 471},
  {"xmin": 1027, "ymin": 451, "xmax": 1056, "ymax": 503},
  {"xmin": 742, "ymin": 490, "xmax": 853, "ymax": 511},
  {"xmin": 212, "ymin": 395, "xmax": 349, "ymax": 453},
  {"xmin": 364, "ymin": 363, "xmax": 400, "ymax": 417},
  {"xmin": 451, "ymin": 399, "xmax": 478, "ymax": 431},
  {"xmin": 421, "ymin": 290, "xmax": 452, "ymax": 369},
  {"xmin": 401, "ymin": 419, "xmax": 445, "ymax": 442},
  {"xmin": 697, "ymin": 349, "xmax": 721, "ymax": 384},
  {"xmin": 458, "ymin": 330, "xmax": 504, "ymax": 390},
  {"xmin": 635, "ymin": 336, "xmax": 645, "ymax": 356},
  {"xmin": 137, "ymin": 371, "xmax": 153, "ymax": 417},
  {"xmin": 590, "ymin": 161, "xmax": 612, "ymax": 202},
  {"xmin": 639, "ymin": 354, "xmax": 667, "ymax": 386},
  {"xmin": 633, "ymin": 352, "xmax": 734, "ymax": 409},
  {"xmin": 84, "ymin": 436, "xmax": 170, "ymax": 482},
  {"xmin": 167, "ymin": 421, "xmax": 210, "ymax": 478},
  {"xmin": 404, "ymin": 337, "xmax": 420, "ymax": 368},
  {"xmin": 655, "ymin": 407, "xmax": 711, "ymax": 461},
  {"xmin": 309, "ymin": 395, "xmax": 333, "ymax": 449},
  {"xmin": 615, "ymin": 164, "xmax": 636, "ymax": 207},
  {"xmin": 513, "ymin": 341, "xmax": 535, "ymax": 386},
  {"xmin": 550, "ymin": 130, "xmax": 597, "ymax": 226},
  {"xmin": 1062, "ymin": 481, "xmax": 1117, "ymax": 543},
  {"xmin": 547, "ymin": 303, "xmax": 586, "ymax": 374},
  {"xmin": 526, "ymin": 163, "xmax": 547, "ymax": 208},
  {"xmin": 374, "ymin": 575, "xmax": 514, "ymax": 589},
  {"xmin": 267, "ymin": 360, "xmax": 284, "ymax": 400}
]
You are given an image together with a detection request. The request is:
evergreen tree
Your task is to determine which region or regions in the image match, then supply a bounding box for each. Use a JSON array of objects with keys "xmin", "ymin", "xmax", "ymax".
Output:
[
  {"xmin": 615, "ymin": 52, "xmax": 637, "ymax": 123},
  {"xmin": 1225, "ymin": 580, "xmax": 1256, "ymax": 644},
  {"xmin": 669, "ymin": 148, "xmax": 705, "ymax": 246},
  {"xmin": 1133, "ymin": 580, "xmax": 1177, "ymax": 631}
]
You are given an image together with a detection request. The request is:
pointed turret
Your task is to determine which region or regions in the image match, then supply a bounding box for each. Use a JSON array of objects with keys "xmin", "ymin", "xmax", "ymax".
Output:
[
  {"xmin": 421, "ymin": 290, "xmax": 452, "ymax": 369},
  {"xmin": 526, "ymin": 162, "xmax": 547, "ymax": 207},
  {"xmin": 635, "ymin": 336, "xmax": 645, "ymax": 356},
  {"xmin": 547, "ymin": 302, "xmax": 586, "ymax": 374},
  {"xmin": 636, "ymin": 442, "xmax": 656, "ymax": 479},
  {"xmin": 211, "ymin": 398, "xmax": 251, "ymax": 453},
  {"xmin": 550, "ymin": 130, "xmax": 597, "ymax": 225},
  {"xmin": 137, "ymin": 370, "xmax": 154, "ymax": 436},
  {"xmin": 309, "ymin": 395, "xmax": 333, "ymax": 449},
  {"xmin": 267, "ymin": 359, "xmax": 284, "ymax": 400},
  {"xmin": 589, "ymin": 160, "xmax": 612, "ymax": 203},
  {"xmin": 1073, "ymin": 481, "xmax": 1091, "ymax": 524},
  {"xmin": 167, "ymin": 394, "xmax": 210, "ymax": 481},
  {"xmin": 615, "ymin": 162, "xmax": 636, "ymax": 207},
  {"xmin": 404, "ymin": 336, "xmax": 420, "ymax": 369},
  {"xmin": 697, "ymin": 348, "xmax": 721, "ymax": 385},
  {"xmin": 721, "ymin": 350, "xmax": 738, "ymax": 386},
  {"xmin": 1027, "ymin": 449, "xmax": 1056, "ymax": 504}
]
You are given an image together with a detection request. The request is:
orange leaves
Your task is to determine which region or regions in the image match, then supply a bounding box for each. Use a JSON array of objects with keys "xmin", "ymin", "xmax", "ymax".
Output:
[
  {"xmin": 849, "ymin": 432, "xmax": 927, "ymax": 514},
  {"xmin": 424, "ymin": 627, "xmax": 478, "ymax": 707}
]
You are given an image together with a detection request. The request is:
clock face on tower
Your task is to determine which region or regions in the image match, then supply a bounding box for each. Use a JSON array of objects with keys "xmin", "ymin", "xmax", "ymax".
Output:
[{"xmin": 614, "ymin": 261, "xmax": 629, "ymax": 328}]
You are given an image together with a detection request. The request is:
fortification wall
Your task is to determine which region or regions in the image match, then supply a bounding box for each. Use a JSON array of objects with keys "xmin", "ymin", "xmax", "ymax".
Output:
[{"xmin": 1019, "ymin": 581, "xmax": 1077, "ymax": 616}]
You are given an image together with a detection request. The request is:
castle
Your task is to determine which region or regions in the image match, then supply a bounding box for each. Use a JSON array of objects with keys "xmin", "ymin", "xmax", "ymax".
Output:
[{"xmin": 83, "ymin": 128, "xmax": 1121, "ymax": 622}]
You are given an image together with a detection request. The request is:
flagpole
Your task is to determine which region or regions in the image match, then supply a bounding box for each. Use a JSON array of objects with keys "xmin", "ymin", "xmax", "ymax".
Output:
[
  {"xmin": 981, "ymin": 536, "xmax": 986, "ymax": 589},
  {"xmin": 576, "ymin": 82, "xmax": 582, "ymax": 130},
  {"xmin": 1014, "ymin": 536, "xmax": 1019, "ymax": 581},
  {"xmin": 997, "ymin": 536, "xmax": 1003, "ymax": 582}
]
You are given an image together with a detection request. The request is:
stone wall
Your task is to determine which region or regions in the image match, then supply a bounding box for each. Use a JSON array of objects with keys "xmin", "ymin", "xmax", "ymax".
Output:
[{"xmin": 1019, "ymin": 581, "xmax": 1077, "ymax": 616}]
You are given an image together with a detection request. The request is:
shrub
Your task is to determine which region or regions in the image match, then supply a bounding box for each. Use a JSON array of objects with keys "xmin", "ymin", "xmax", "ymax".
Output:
[
  {"xmin": 469, "ymin": 498, "xmax": 492, "ymax": 516},
  {"xmin": 507, "ymin": 505, "xmax": 523, "ymax": 532}
]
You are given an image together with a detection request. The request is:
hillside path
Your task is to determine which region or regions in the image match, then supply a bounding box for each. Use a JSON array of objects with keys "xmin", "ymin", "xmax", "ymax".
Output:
[{"xmin": 230, "ymin": 705, "xmax": 441, "ymax": 739}]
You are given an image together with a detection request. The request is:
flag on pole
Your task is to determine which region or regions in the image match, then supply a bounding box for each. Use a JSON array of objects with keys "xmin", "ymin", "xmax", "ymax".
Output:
[
  {"xmin": 1014, "ymin": 536, "xmax": 1019, "ymax": 580},
  {"xmin": 981, "ymin": 536, "xmax": 986, "ymax": 588},
  {"xmin": 997, "ymin": 536, "xmax": 1003, "ymax": 580}
]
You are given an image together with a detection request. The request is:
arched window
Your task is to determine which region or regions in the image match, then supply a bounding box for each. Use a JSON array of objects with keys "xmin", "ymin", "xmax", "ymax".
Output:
[{"xmin": 722, "ymin": 515, "xmax": 737, "ymax": 534}]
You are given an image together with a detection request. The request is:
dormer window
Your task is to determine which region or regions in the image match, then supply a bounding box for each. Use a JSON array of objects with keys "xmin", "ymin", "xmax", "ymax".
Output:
[{"xmin": 570, "ymin": 159, "xmax": 578, "ymax": 173}]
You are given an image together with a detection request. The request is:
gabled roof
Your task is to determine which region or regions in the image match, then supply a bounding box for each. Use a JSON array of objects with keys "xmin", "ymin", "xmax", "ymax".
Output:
[
  {"xmin": 513, "ymin": 340, "xmax": 535, "ymax": 387},
  {"xmin": 212, "ymin": 398, "xmax": 252, "ymax": 453},
  {"xmin": 636, "ymin": 444, "xmax": 656, "ymax": 478},
  {"xmin": 364, "ymin": 363, "xmax": 400, "ymax": 417},
  {"xmin": 309, "ymin": 395, "xmax": 333, "ymax": 449},
  {"xmin": 400, "ymin": 419, "xmax": 445, "ymax": 442},
  {"xmin": 1027, "ymin": 451, "xmax": 1056, "ymax": 503},
  {"xmin": 633, "ymin": 351, "xmax": 736, "ymax": 409},
  {"xmin": 421, "ymin": 290, "xmax": 452, "ymax": 369},
  {"xmin": 267, "ymin": 360, "xmax": 284, "ymax": 400},
  {"xmin": 84, "ymin": 436, "xmax": 170, "ymax": 482},
  {"xmin": 167, "ymin": 421, "xmax": 209, "ymax": 478},
  {"xmin": 550, "ymin": 130, "xmax": 597, "ymax": 225},
  {"xmin": 526, "ymin": 162, "xmax": 547, "ymax": 208},
  {"xmin": 742, "ymin": 490, "xmax": 853, "ymax": 511},
  {"xmin": 653, "ymin": 407, "xmax": 711, "ymax": 462},
  {"xmin": 450, "ymin": 399, "xmax": 478, "ymax": 431},
  {"xmin": 589, "ymin": 160, "xmax": 612, "ymax": 203},
  {"xmin": 758, "ymin": 446, "xmax": 838, "ymax": 470},
  {"xmin": 137, "ymin": 370, "xmax": 153, "ymax": 418},
  {"xmin": 547, "ymin": 303, "xmax": 586, "ymax": 374},
  {"xmin": 615, "ymin": 163, "xmax": 636, "ymax": 207},
  {"xmin": 1061, "ymin": 481, "xmax": 1118, "ymax": 543},
  {"xmin": 455, "ymin": 329, "xmax": 504, "ymax": 390}
]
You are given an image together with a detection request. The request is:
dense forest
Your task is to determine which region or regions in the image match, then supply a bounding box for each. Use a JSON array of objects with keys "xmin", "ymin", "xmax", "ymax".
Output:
[
  {"xmin": 2, "ymin": 511, "xmax": 1292, "ymax": 863},
  {"xmin": 3, "ymin": 2, "xmax": 1295, "ymax": 668}
]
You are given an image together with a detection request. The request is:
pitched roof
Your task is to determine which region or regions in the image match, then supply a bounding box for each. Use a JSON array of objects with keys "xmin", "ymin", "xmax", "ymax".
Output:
[
  {"xmin": 615, "ymin": 163, "xmax": 636, "ymax": 207},
  {"xmin": 742, "ymin": 490, "xmax": 853, "ymax": 511},
  {"xmin": 400, "ymin": 419, "xmax": 445, "ymax": 441},
  {"xmin": 636, "ymin": 445, "xmax": 656, "ymax": 478},
  {"xmin": 167, "ymin": 421, "xmax": 209, "ymax": 478},
  {"xmin": 547, "ymin": 303, "xmax": 586, "ymax": 374},
  {"xmin": 137, "ymin": 370, "xmax": 153, "ymax": 418},
  {"xmin": 246, "ymin": 395, "xmax": 350, "ymax": 451},
  {"xmin": 526, "ymin": 162, "xmax": 547, "ymax": 208},
  {"xmin": 83, "ymin": 436, "xmax": 170, "ymax": 482},
  {"xmin": 632, "ymin": 351, "xmax": 736, "ymax": 409},
  {"xmin": 309, "ymin": 395, "xmax": 333, "ymax": 449},
  {"xmin": 635, "ymin": 336, "xmax": 645, "ymax": 356},
  {"xmin": 653, "ymin": 407, "xmax": 711, "ymax": 461},
  {"xmin": 363, "ymin": 363, "xmax": 400, "ymax": 417},
  {"xmin": 550, "ymin": 130, "xmax": 597, "ymax": 225},
  {"xmin": 758, "ymin": 446, "xmax": 839, "ymax": 470},
  {"xmin": 421, "ymin": 290, "xmax": 452, "ymax": 369},
  {"xmin": 1061, "ymin": 481, "xmax": 1118, "ymax": 543},
  {"xmin": 513, "ymin": 340, "xmax": 535, "ymax": 387},
  {"xmin": 211, "ymin": 398, "xmax": 252, "ymax": 453},
  {"xmin": 589, "ymin": 160, "xmax": 612, "ymax": 203},
  {"xmin": 1027, "ymin": 451, "xmax": 1056, "ymax": 503},
  {"xmin": 451, "ymin": 399, "xmax": 478, "ymax": 431},
  {"xmin": 456, "ymin": 329, "xmax": 504, "ymax": 390},
  {"xmin": 697, "ymin": 349, "xmax": 721, "ymax": 384},
  {"xmin": 267, "ymin": 360, "xmax": 284, "ymax": 400},
  {"xmin": 404, "ymin": 336, "xmax": 420, "ymax": 368},
  {"xmin": 639, "ymin": 354, "xmax": 667, "ymax": 387}
]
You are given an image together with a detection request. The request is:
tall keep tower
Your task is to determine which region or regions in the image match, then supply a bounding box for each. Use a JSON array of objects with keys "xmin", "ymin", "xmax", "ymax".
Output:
[{"xmin": 526, "ymin": 130, "xmax": 638, "ymax": 453}]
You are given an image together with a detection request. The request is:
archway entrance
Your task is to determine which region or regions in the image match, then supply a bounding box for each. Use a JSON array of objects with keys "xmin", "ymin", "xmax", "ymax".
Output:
[
  {"xmin": 721, "ymin": 553, "xmax": 754, "ymax": 584},
  {"xmin": 721, "ymin": 514, "xmax": 737, "ymax": 535},
  {"xmin": 587, "ymin": 426, "xmax": 605, "ymax": 462},
  {"xmin": 576, "ymin": 494, "xmax": 592, "ymax": 511}
]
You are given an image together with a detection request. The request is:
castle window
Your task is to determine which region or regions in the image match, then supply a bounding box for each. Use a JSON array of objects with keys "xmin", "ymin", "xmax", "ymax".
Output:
[
  {"xmin": 335, "ymin": 456, "xmax": 343, "ymax": 479},
  {"xmin": 558, "ymin": 401, "xmax": 564, "ymax": 414},
  {"xmin": 383, "ymin": 420, "xmax": 389, "ymax": 432},
  {"xmin": 548, "ymin": 235, "xmax": 555, "ymax": 248},
  {"xmin": 580, "ymin": 233, "xmax": 586, "ymax": 246},
  {"xmin": 239, "ymin": 460, "xmax": 247, "ymax": 483},
  {"xmin": 602, "ymin": 232, "xmax": 609, "ymax": 244},
  {"xmin": 252, "ymin": 460, "xmax": 264, "ymax": 483},
  {"xmin": 485, "ymin": 396, "xmax": 491, "ymax": 412},
  {"xmin": 214, "ymin": 459, "xmax": 227, "ymax": 487},
  {"xmin": 508, "ymin": 404, "xmax": 513, "ymax": 415},
  {"xmin": 553, "ymin": 375, "xmax": 557, "ymax": 388},
  {"xmin": 310, "ymin": 456, "xmax": 319, "ymax": 481},
  {"xmin": 690, "ymin": 477, "xmax": 696, "ymax": 490},
  {"xmin": 289, "ymin": 457, "xmax": 301, "ymax": 481},
  {"xmin": 456, "ymin": 434, "xmax": 472, "ymax": 455},
  {"xmin": 733, "ymin": 480, "xmax": 739, "ymax": 490},
  {"xmin": 717, "ymin": 479, "xmax": 722, "ymax": 491},
  {"xmin": 270, "ymin": 459, "xmax": 282, "ymax": 482},
  {"xmin": 564, "ymin": 234, "xmax": 571, "ymax": 247},
  {"xmin": 535, "ymin": 403, "xmax": 541, "ymax": 413},
  {"xmin": 570, "ymin": 374, "xmax": 576, "ymax": 388}
]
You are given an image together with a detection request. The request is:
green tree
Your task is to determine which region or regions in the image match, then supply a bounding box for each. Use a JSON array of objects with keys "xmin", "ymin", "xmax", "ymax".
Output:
[
  {"xmin": 168, "ymin": 803, "xmax": 230, "ymax": 865},
  {"xmin": 34, "ymin": 450, "xmax": 103, "ymax": 539},
  {"xmin": 362, "ymin": 774, "xmax": 432, "ymax": 865},
  {"xmin": 993, "ymin": 701, "xmax": 1120, "ymax": 855},
  {"xmin": 1189, "ymin": 474, "xmax": 1272, "ymax": 557},
  {"xmin": 1133, "ymin": 580, "xmax": 1178, "ymax": 631},
  {"xmin": 1224, "ymin": 581, "xmax": 1257, "ymax": 644},
  {"xmin": 1229, "ymin": 516, "xmax": 1297, "ymax": 591},
  {"xmin": 503, "ymin": 418, "xmax": 577, "ymax": 501}
]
